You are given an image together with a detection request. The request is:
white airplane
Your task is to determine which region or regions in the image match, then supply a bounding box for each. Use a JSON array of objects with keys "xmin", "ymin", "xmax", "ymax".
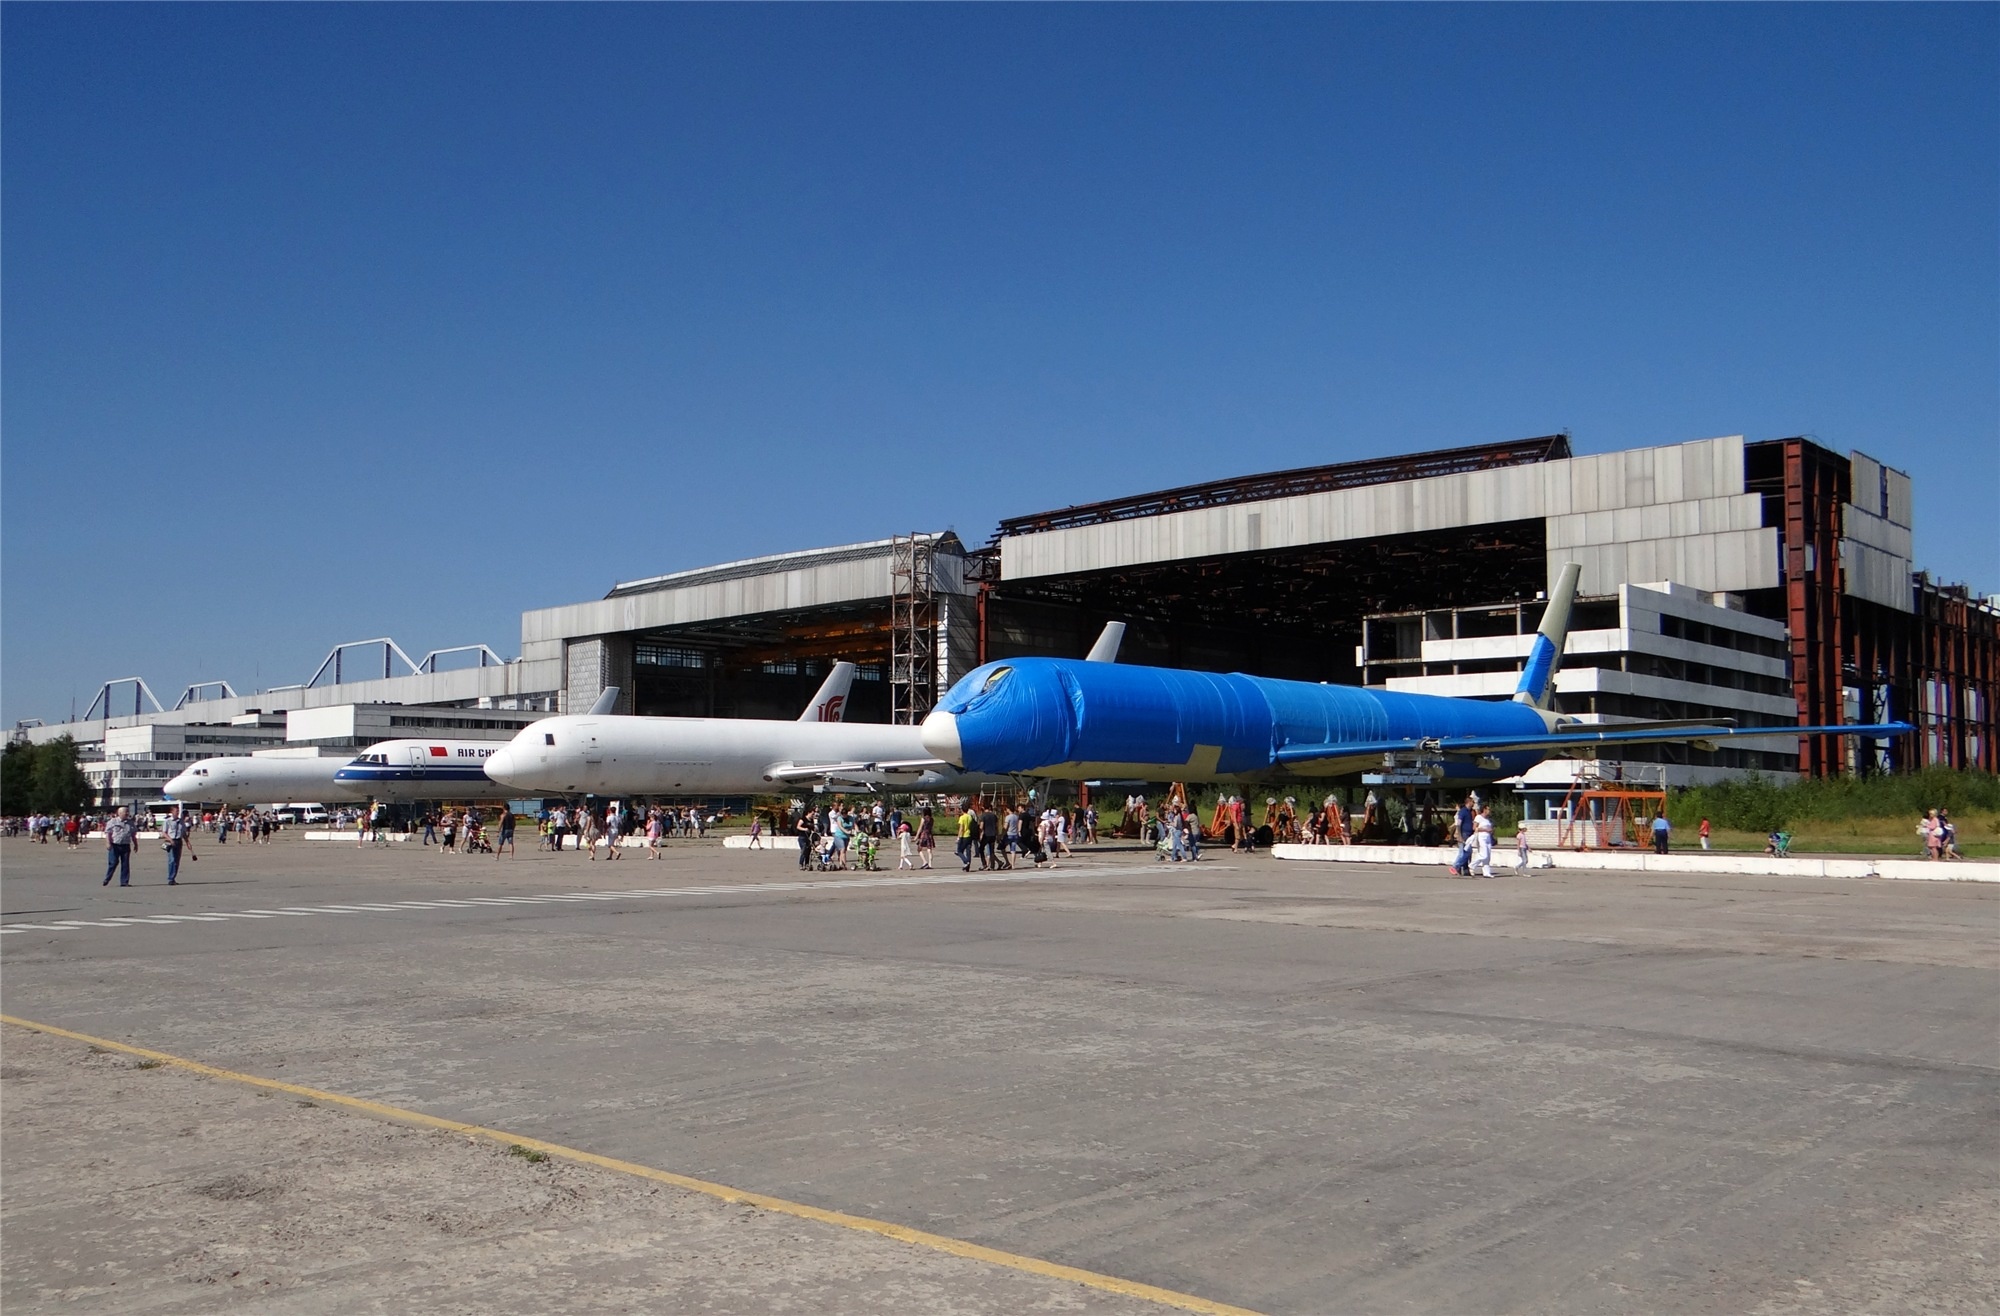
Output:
[
  {"xmin": 162, "ymin": 665, "xmax": 865, "ymax": 808},
  {"xmin": 482, "ymin": 626, "xmax": 1127, "ymax": 798},
  {"xmin": 332, "ymin": 737, "xmax": 527, "ymax": 802},
  {"xmin": 344, "ymin": 664, "xmax": 863, "ymax": 802},
  {"xmin": 162, "ymin": 755, "xmax": 369, "ymax": 808}
]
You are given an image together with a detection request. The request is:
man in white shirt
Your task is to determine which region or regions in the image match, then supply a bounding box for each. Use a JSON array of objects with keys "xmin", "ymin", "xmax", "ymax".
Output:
[{"xmin": 102, "ymin": 807, "xmax": 139, "ymax": 886}]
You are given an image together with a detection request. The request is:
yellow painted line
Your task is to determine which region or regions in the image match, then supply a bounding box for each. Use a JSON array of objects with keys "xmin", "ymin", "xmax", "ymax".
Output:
[{"xmin": 2, "ymin": 1014, "xmax": 1262, "ymax": 1316}]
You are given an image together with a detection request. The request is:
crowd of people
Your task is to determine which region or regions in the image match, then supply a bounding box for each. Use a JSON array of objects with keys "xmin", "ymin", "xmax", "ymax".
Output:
[
  {"xmin": 7, "ymin": 807, "xmax": 290, "ymax": 845},
  {"xmin": 7, "ymin": 793, "xmax": 1981, "ymax": 871},
  {"xmin": 774, "ymin": 797, "xmax": 1103, "ymax": 873}
]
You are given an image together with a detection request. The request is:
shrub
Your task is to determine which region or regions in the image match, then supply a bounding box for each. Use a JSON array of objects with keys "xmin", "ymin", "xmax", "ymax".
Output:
[{"xmin": 1671, "ymin": 767, "xmax": 2000, "ymax": 831}]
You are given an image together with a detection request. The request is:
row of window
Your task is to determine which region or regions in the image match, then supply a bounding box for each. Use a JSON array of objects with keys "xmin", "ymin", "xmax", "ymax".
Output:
[
  {"xmin": 1659, "ymin": 613, "xmax": 1786, "ymax": 660},
  {"xmin": 636, "ymin": 644, "xmax": 705, "ymax": 669},
  {"xmin": 1369, "ymin": 651, "xmax": 1789, "ymax": 698},
  {"xmin": 385, "ymin": 716, "xmax": 533, "ymax": 731},
  {"xmin": 637, "ymin": 648, "xmax": 889, "ymax": 681}
]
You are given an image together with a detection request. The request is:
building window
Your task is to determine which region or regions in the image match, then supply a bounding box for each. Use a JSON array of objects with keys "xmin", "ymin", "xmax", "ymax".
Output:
[{"xmin": 636, "ymin": 644, "xmax": 705, "ymax": 669}]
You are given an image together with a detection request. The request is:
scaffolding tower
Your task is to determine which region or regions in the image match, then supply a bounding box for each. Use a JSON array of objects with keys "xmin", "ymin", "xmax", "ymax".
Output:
[{"xmin": 891, "ymin": 533, "xmax": 941, "ymax": 725}]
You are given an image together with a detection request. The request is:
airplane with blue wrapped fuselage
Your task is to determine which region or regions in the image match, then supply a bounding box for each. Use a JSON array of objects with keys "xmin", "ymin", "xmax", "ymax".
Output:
[{"xmin": 918, "ymin": 563, "xmax": 1912, "ymax": 785}]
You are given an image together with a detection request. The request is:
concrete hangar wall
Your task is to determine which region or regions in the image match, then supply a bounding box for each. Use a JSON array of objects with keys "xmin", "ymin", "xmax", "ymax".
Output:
[
  {"xmin": 523, "ymin": 538, "xmax": 980, "ymax": 725},
  {"xmin": 525, "ymin": 431, "xmax": 1996, "ymax": 784}
]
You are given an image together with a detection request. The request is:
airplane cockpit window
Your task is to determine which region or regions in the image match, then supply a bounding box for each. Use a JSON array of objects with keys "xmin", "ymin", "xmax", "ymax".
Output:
[{"xmin": 544, "ymin": 733, "xmax": 555, "ymax": 746}]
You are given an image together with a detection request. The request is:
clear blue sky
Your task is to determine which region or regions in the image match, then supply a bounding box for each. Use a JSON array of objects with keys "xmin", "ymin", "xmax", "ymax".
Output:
[{"xmin": 4, "ymin": 4, "xmax": 1994, "ymax": 727}]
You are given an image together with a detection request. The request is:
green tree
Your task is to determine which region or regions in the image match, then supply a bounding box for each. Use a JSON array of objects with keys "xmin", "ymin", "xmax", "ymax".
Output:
[
  {"xmin": 10, "ymin": 736, "xmax": 96, "ymax": 814},
  {"xmin": 1, "ymin": 740, "xmax": 35, "ymax": 814}
]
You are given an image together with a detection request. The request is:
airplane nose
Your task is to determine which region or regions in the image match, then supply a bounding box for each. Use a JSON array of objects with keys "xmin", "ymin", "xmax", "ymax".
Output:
[
  {"xmin": 920, "ymin": 710, "xmax": 963, "ymax": 767},
  {"xmin": 483, "ymin": 745, "xmax": 519, "ymax": 784},
  {"xmin": 163, "ymin": 772, "xmax": 195, "ymax": 799}
]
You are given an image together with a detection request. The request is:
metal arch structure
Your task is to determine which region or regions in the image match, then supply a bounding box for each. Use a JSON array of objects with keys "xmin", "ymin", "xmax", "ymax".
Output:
[
  {"xmin": 305, "ymin": 638, "xmax": 422, "ymax": 689},
  {"xmin": 83, "ymin": 678, "xmax": 165, "ymax": 722},
  {"xmin": 415, "ymin": 644, "xmax": 508, "ymax": 674},
  {"xmin": 171, "ymin": 681, "xmax": 240, "ymax": 710}
]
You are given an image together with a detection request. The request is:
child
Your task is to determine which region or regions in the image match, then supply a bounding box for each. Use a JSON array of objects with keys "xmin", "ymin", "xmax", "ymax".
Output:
[
  {"xmin": 897, "ymin": 821, "xmax": 914, "ymax": 869},
  {"xmin": 1515, "ymin": 823, "xmax": 1531, "ymax": 873}
]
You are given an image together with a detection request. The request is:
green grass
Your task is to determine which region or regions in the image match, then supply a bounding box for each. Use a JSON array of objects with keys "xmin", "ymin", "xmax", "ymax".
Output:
[
  {"xmin": 507, "ymin": 1144, "xmax": 550, "ymax": 1164},
  {"xmin": 1699, "ymin": 814, "xmax": 1998, "ymax": 859},
  {"xmin": 1668, "ymin": 767, "xmax": 2000, "ymax": 831}
]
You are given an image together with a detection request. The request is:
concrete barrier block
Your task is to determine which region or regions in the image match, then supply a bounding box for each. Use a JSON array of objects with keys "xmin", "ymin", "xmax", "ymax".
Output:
[
  {"xmin": 722, "ymin": 835, "xmax": 791, "ymax": 850},
  {"xmin": 1874, "ymin": 858, "xmax": 2000, "ymax": 883},
  {"xmin": 1272, "ymin": 842, "xmax": 1998, "ymax": 882}
]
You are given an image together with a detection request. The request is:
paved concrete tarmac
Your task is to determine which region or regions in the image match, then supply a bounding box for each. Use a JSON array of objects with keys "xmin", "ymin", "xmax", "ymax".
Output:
[{"xmin": 3, "ymin": 836, "xmax": 1995, "ymax": 1314}]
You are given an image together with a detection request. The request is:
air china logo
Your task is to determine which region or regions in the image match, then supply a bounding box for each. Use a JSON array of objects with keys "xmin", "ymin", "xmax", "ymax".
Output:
[
  {"xmin": 456, "ymin": 747, "xmax": 495, "ymax": 758},
  {"xmin": 816, "ymin": 695, "xmax": 846, "ymax": 723}
]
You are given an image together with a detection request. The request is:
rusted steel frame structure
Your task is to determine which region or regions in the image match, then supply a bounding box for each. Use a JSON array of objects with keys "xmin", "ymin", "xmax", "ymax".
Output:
[
  {"xmin": 1843, "ymin": 586, "xmax": 1999, "ymax": 775},
  {"xmin": 1747, "ymin": 437, "xmax": 1998, "ymax": 776},
  {"xmin": 964, "ymin": 546, "xmax": 1001, "ymax": 667},
  {"xmin": 1908, "ymin": 581, "xmax": 1998, "ymax": 772},
  {"xmin": 992, "ymin": 434, "xmax": 1572, "ymax": 539},
  {"xmin": 889, "ymin": 533, "xmax": 941, "ymax": 725},
  {"xmin": 1776, "ymin": 439, "xmax": 1849, "ymax": 776}
]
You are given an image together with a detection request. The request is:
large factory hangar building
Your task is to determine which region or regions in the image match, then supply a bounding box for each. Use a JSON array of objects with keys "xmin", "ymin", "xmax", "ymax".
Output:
[
  {"xmin": 24, "ymin": 430, "xmax": 1996, "ymax": 800},
  {"xmin": 526, "ymin": 432, "xmax": 1995, "ymax": 787}
]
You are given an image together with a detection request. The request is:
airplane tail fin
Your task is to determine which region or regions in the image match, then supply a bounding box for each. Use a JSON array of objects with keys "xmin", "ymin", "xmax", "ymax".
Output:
[
  {"xmin": 1085, "ymin": 621, "xmax": 1127, "ymax": 663},
  {"xmin": 587, "ymin": 687, "xmax": 621, "ymax": 716},
  {"xmin": 1513, "ymin": 562, "xmax": 1582, "ymax": 710},
  {"xmin": 799, "ymin": 662, "xmax": 858, "ymax": 722}
]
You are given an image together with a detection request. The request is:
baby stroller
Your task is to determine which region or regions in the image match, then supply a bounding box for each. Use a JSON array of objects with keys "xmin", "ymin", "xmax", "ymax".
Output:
[{"xmin": 809, "ymin": 833, "xmax": 839, "ymax": 872}]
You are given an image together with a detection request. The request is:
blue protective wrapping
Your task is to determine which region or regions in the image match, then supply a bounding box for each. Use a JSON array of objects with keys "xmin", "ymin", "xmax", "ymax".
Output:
[
  {"xmin": 1515, "ymin": 633, "xmax": 1559, "ymax": 703},
  {"xmin": 935, "ymin": 658, "xmax": 1553, "ymax": 778}
]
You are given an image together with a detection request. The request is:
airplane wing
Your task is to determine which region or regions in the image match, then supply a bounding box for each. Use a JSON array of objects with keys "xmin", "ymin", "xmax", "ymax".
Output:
[
  {"xmin": 1271, "ymin": 721, "xmax": 1915, "ymax": 766},
  {"xmin": 763, "ymin": 758, "xmax": 953, "ymax": 782}
]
